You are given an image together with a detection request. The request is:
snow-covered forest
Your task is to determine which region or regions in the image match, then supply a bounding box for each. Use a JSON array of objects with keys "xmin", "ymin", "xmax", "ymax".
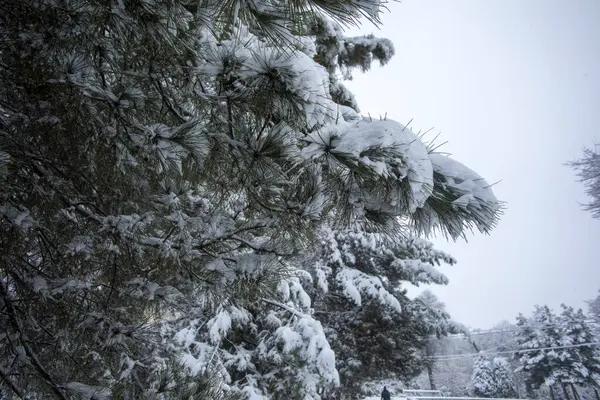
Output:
[
  {"xmin": 0, "ymin": 0, "xmax": 598, "ymax": 399},
  {"xmin": 397, "ymin": 291, "xmax": 600, "ymax": 400}
]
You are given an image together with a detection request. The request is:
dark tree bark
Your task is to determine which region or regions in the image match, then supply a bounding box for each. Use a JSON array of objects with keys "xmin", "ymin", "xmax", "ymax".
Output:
[
  {"xmin": 426, "ymin": 362, "xmax": 436, "ymax": 390},
  {"xmin": 549, "ymin": 385, "xmax": 556, "ymax": 400},
  {"xmin": 569, "ymin": 383, "xmax": 580, "ymax": 400},
  {"xmin": 562, "ymin": 384, "xmax": 571, "ymax": 400}
]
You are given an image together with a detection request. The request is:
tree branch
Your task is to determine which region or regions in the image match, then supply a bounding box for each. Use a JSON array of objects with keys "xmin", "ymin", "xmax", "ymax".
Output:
[
  {"xmin": 0, "ymin": 365, "xmax": 24, "ymax": 399},
  {"xmin": 0, "ymin": 282, "xmax": 68, "ymax": 400},
  {"xmin": 261, "ymin": 298, "xmax": 305, "ymax": 318}
]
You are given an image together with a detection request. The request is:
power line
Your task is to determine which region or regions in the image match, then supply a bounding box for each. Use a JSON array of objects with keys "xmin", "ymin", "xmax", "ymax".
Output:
[
  {"xmin": 477, "ymin": 335, "xmax": 520, "ymax": 354},
  {"xmin": 466, "ymin": 324, "xmax": 599, "ymax": 337},
  {"xmin": 438, "ymin": 319, "xmax": 600, "ymax": 339},
  {"xmin": 425, "ymin": 318, "xmax": 600, "ymax": 361},
  {"xmin": 427, "ymin": 341, "xmax": 600, "ymax": 361},
  {"xmin": 427, "ymin": 335, "xmax": 520, "ymax": 362}
]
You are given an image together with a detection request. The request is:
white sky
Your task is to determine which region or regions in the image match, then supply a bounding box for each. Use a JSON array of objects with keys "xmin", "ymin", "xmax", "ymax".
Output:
[{"xmin": 344, "ymin": 0, "xmax": 600, "ymax": 329}]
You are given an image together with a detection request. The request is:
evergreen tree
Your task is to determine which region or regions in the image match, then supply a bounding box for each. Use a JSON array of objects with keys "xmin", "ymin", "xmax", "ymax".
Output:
[
  {"xmin": 417, "ymin": 290, "xmax": 466, "ymax": 391},
  {"xmin": 492, "ymin": 356, "xmax": 518, "ymax": 398},
  {"xmin": 309, "ymin": 16, "xmax": 395, "ymax": 111},
  {"xmin": 555, "ymin": 305, "xmax": 600, "ymax": 393},
  {"xmin": 569, "ymin": 145, "xmax": 600, "ymax": 218},
  {"xmin": 470, "ymin": 356, "xmax": 497, "ymax": 397},
  {"xmin": 469, "ymin": 355, "xmax": 517, "ymax": 398},
  {"xmin": 416, "ymin": 290, "xmax": 466, "ymax": 339},
  {"xmin": 298, "ymin": 228, "xmax": 465, "ymax": 396},
  {"xmin": 0, "ymin": 0, "xmax": 502, "ymax": 398},
  {"xmin": 587, "ymin": 289, "xmax": 600, "ymax": 321},
  {"xmin": 515, "ymin": 305, "xmax": 600, "ymax": 398},
  {"xmin": 515, "ymin": 306, "xmax": 563, "ymax": 394}
]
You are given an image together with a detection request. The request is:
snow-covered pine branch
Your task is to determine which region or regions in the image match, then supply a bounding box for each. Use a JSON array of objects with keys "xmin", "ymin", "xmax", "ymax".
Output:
[
  {"xmin": 294, "ymin": 227, "xmax": 462, "ymax": 396},
  {"xmin": 0, "ymin": 0, "xmax": 502, "ymax": 398}
]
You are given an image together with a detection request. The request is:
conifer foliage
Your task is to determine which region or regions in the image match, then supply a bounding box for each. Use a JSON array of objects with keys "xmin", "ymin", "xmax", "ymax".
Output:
[
  {"xmin": 492, "ymin": 357, "xmax": 518, "ymax": 398},
  {"xmin": 470, "ymin": 356, "xmax": 497, "ymax": 398},
  {"xmin": 469, "ymin": 356, "xmax": 516, "ymax": 398},
  {"xmin": 588, "ymin": 290, "xmax": 600, "ymax": 321},
  {"xmin": 570, "ymin": 145, "xmax": 600, "ymax": 219},
  {"xmin": 515, "ymin": 305, "xmax": 600, "ymax": 397},
  {"xmin": 0, "ymin": 0, "xmax": 502, "ymax": 398},
  {"xmin": 300, "ymin": 228, "xmax": 461, "ymax": 396}
]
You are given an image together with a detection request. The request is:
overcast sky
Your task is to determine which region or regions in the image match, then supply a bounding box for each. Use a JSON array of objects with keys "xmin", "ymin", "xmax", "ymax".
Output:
[{"xmin": 344, "ymin": 0, "xmax": 600, "ymax": 329}]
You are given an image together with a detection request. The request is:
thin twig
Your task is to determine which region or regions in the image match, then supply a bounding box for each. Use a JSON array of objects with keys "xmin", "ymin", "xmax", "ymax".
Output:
[{"xmin": 0, "ymin": 366, "xmax": 24, "ymax": 399}]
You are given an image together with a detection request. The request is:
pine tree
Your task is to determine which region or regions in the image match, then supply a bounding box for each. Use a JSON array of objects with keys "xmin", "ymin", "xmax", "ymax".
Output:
[
  {"xmin": 470, "ymin": 356, "xmax": 497, "ymax": 397},
  {"xmin": 0, "ymin": 0, "xmax": 503, "ymax": 398},
  {"xmin": 515, "ymin": 305, "xmax": 600, "ymax": 398},
  {"xmin": 298, "ymin": 228, "xmax": 462, "ymax": 396},
  {"xmin": 587, "ymin": 289, "xmax": 600, "ymax": 321},
  {"xmin": 555, "ymin": 305, "xmax": 600, "ymax": 393},
  {"xmin": 515, "ymin": 306, "xmax": 563, "ymax": 393},
  {"xmin": 309, "ymin": 15, "xmax": 395, "ymax": 111},
  {"xmin": 492, "ymin": 356, "xmax": 518, "ymax": 398},
  {"xmin": 416, "ymin": 290, "xmax": 466, "ymax": 338},
  {"xmin": 417, "ymin": 289, "xmax": 467, "ymax": 391},
  {"xmin": 569, "ymin": 145, "xmax": 600, "ymax": 218}
]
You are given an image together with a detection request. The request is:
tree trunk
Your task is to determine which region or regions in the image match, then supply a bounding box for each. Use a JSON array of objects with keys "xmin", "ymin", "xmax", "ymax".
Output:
[
  {"xmin": 562, "ymin": 384, "xmax": 571, "ymax": 400},
  {"xmin": 426, "ymin": 362, "xmax": 437, "ymax": 390},
  {"xmin": 569, "ymin": 383, "xmax": 580, "ymax": 400},
  {"xmin": 525, "ymin": 381, "xmax": 535, "ymax": 399},
  {"xmin": 549, "ymin": 385, "xmax": 556, "ymax": 400}
]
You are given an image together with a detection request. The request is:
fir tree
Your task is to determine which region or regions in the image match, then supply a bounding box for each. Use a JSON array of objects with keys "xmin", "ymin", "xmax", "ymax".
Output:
[
  {"xmin": 470, "ymin": 356, "xmax": 497, "ymax": 398},
  {"xmin": 492, "ymin": 357, "xmax": 518, "ymax": 398},
  {"xmin": 469, "ymin": 355, "xmax": 517, "ymax": 398},
  {"xmin": 554, "ymin": 305, "xmax": 600, "ymax": 394},
  {"xmin": 515, "ymin": 306, "xmax": 564, "ymax": 394},
  {"xmin": 515, "ymin": 305, "xmax": 600, "ymax": 398}
]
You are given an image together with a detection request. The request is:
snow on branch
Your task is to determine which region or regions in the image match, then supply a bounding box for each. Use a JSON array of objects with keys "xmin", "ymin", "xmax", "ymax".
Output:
[
  {"xmin": 412, "ymin": 153, "xmax": 504, "ymax": 239},
  {"xmin": 336, "ymin": 267, "xmax": 402, "ymax": 312}
]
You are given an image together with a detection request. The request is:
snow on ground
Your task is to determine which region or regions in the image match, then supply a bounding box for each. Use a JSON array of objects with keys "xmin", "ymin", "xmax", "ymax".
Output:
[
  {"xmin": 362, "ymin": 397, "xmax": 402, "ymax": 400},
  {"xmin": 361, "ymin": 397, "xmax": 418, "ymax": 400},
  {"xmin": 362, "ymin": 398, "xmax": 524, "ymax": 400}
]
